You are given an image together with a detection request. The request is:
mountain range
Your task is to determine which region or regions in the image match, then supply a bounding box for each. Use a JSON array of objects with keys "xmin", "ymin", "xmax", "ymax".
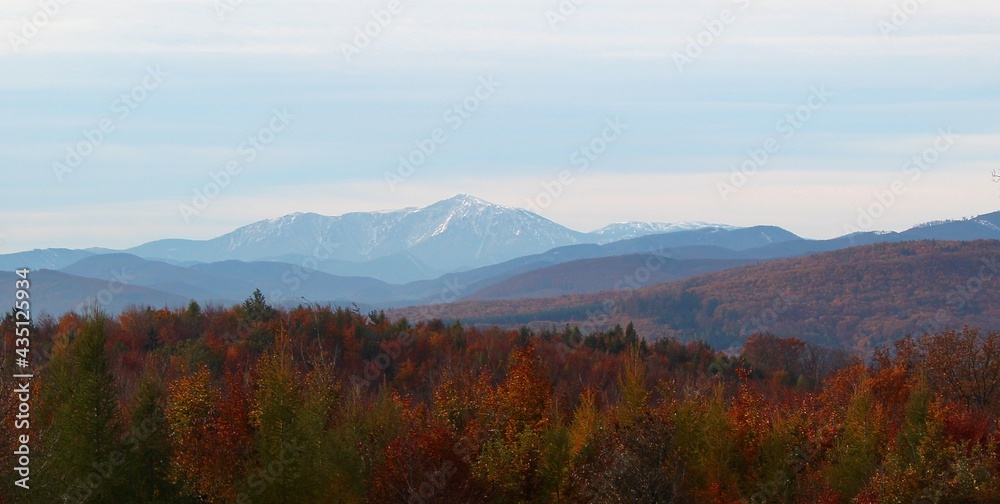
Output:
[
  {"xmin": 392, "ymin": 240, "xmax": 1000, "ymax": 356},
  {"xmin": 2, "ymin": 195, "xmax": 999, "ymax": 336},
  {"xmin": 4, "ymin": 195, "xmax": 738, "ymax": 284},
  {"xmin": 121, "ymin": 194, "xmax": 760, "ymax": 282}
]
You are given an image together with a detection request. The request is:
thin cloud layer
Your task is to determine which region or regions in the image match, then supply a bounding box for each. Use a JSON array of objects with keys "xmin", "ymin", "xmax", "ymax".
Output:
[{"xmin": 1, "ymin": 0, "xmax": 997, "ymax": 253}]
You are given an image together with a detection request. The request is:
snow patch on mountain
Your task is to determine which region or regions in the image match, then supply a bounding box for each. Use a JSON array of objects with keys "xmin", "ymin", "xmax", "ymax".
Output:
[
  {"xmin": 119, "ymin": 194, "xmax": 742, "ymax": 277},
  {"xmin": 589, "ymin": 221, "xmax": 741, "ymax": 244},
  {"xmin": 976, "ymin": 219, "xmax": 1000, "ymax": 232}
]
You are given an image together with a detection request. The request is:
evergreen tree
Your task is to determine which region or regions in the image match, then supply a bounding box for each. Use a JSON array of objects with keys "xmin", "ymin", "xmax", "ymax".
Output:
[
  {"xmin": 296, "ymin": 358, "xmax": 340, "ymax": 500},
  {"xmin": 248, "ymin": 330, "xmax": 338, "ymax": 502},
  {"xmin": 242, "ymin": 289, "xmax": 277, "ymax": 325},
  {"xmin": 122, "ymin": 361, "xmax": 185, "ymax": 502},
  {"xmin": 39, "ymin": 311, "xmax": 126, "ymax": 503},
  {"xmin": 827, "ymin": 378, "xmax": 886, "ymax": 497},
  {"xmin": 618, "ymin": 344, "xmax": 650, "ymax": 428}
]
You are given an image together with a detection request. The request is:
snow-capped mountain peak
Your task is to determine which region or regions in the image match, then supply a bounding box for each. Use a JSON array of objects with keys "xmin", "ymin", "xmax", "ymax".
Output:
[
  {"xmin": 126, "ymin": 195, "xmax": 742, "ymax": 275},
  {"xmin": 179, "ymin": 195, "xmax": 589, "ymax": 271},
  {"xmin": 588, "ymin": 221, "xmax": 741, "ymax": 244}
]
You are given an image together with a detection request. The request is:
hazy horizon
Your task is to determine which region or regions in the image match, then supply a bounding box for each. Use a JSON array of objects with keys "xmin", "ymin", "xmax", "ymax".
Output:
[{"xmin": 2, "ymin": 192, "xmax": 996, "ymax": 255}]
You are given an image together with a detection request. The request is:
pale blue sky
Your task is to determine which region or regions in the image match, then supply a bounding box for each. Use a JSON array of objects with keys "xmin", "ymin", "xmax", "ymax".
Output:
[{"xmin": 1, "ymin": 0, "xmax": 998, "ymax": 253}]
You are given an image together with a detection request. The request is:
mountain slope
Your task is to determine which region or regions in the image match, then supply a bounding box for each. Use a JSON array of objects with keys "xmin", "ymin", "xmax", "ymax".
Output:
[
  {"xmin": 54, "ymin": 254, "xmax": 401, "ymax": 312},
  {"xmin": 267, "ymin": 252, "xmax": 438, "ymax": 284},
  {"xmin": 392, "ymin": 240, "xmax": 1000, "ymax": 354},
  {"xmin": 588, "ymin": 221, "xmax": 740, "ymax": 244},
  {"xmin": 599, "ymin": 225, "xmax": 802, "ymax": 253},
  {"xmin": 0, "ymin": 248, "xmax": 96, "ymax": 271},
  {"xmin": 126, "ymin": 195, "xmax": 591, "ymax": 277},
  {"xmin": 462, "ymin": 255, "xmax": 760, "ymax": 301},
  {"xmin": 403, "ymin": 226, "xmax": 800, "ymax": 302},
  {"xmin": 118, "ymin": 194, "xmax": 745, "ymax": 283},
  {"xmin": 188, "ymin": 261, "xmax": 396, "ymax": 306},
  {"xmin": 59, "ymin": 253, "xmax": 242, "ymax": 302},
  {"xmin": 0, "ymin": 269, "xmax": 189, "ymax": 316},
  {"xmin": 900, "ymin": 212, "xmax": 1000, "ymax": 241}
]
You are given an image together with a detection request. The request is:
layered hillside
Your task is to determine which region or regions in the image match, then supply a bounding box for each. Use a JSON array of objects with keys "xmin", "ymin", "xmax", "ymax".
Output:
[{"xmin": 393, "ymin": 240, "xmax": 1000, "ymax": 354}]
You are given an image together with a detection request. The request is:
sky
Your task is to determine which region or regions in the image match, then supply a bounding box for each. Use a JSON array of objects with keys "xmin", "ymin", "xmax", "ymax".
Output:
[{"xmin": 1, "ymin": 0, "xmax": 998, "ymax": 254}]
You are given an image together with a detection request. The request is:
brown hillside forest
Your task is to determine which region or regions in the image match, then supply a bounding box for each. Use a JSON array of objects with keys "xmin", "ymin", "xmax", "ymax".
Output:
[
  {"xmin": 393, "ymin": 240, "xmax": 1000, "ymax": 355},
  {"xmin": 5, "ymin": 290, "xmax": 1000, "ymax": 503}
]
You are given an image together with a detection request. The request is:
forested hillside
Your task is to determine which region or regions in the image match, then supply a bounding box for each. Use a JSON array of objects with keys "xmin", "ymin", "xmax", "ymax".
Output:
[
  {"xmin": 399, "ymin": 240, "xmax": 1000, "ymax": 354},
  {"xmin": 3, "ymin": 296, "xmax": 1000, "ymax": 502}
]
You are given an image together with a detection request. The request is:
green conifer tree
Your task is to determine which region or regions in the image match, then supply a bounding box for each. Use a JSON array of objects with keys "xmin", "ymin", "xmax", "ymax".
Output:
[{"xmin": 39, "ymin": 310, "xmax": 126, "ymax": 503}]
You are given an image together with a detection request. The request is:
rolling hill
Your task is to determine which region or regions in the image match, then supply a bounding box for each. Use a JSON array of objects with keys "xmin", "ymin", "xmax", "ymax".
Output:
[
  {"xmin": 392, "ymin": 240, "xmax": 1000, "ymax": 355},
  {"xmin": 462, "ymin": 255, "xmax": 760, "ymax": 301},
  {"xmin": 0, "ymin": 269, "xmax": 190, "ymax": 316}
]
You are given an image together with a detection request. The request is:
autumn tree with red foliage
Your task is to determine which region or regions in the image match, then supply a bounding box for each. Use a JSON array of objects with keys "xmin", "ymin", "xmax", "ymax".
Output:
[{"xmin": 8, "ymin": 289, "xmax": 1000, "ymax": 503}]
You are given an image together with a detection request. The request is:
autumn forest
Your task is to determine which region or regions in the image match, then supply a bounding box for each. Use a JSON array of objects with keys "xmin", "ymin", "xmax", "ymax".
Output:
[{"xmin": 3, "ymin": 289, "xmax": 1000, "ymax": 503}]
